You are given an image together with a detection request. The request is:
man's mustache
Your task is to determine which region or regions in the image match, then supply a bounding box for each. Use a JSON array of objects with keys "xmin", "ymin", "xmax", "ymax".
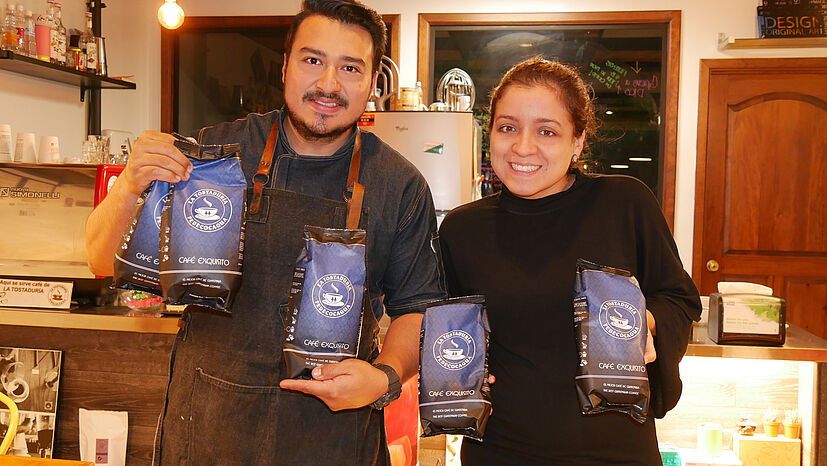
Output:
[{"xmin": 303, "ymin": 91, "xmax": 348, "ymax": 109}]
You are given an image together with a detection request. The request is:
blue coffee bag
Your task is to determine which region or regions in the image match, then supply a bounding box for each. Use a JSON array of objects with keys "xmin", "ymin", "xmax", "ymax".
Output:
[
  {"xmin": 573, "ymin": 259, "xmax": 649, "ymax": 423},
  {"xmin": 282, "ymin": 226, "xmax": 377, "ymax": 379},
  {"xmin": 113, "ymin": 180, "xmax": 169, "ymax": 294},
  {"xmin": 419, "ymin": 295, "xmax": 490, "ymax": 440},
  {"xmin": 159, "ymin": 139, "xmax": 246, "ymax": 313}
]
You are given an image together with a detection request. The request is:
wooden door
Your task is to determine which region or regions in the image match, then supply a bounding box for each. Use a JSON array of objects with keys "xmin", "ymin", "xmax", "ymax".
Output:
[{"xmin": 693, "ymin": 58, "xmax": 827, "ymax": 340}]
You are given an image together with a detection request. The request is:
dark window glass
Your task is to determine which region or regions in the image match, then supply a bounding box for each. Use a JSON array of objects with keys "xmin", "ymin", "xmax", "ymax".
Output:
[
  {"xmin": 177, "ymin": 28, "xmax": 288, "ymax": 136},
  {"xmin": 172, "ymin": 19, "xmax": 395, "ymax": 137},
  {"xmin": 429, "ymin": 24, "xmax": 668, "ymax": 199}
]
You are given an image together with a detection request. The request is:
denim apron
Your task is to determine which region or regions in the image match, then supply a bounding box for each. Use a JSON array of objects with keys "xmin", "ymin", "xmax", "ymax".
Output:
[{"xmin": 153, "ymin": 121, "xmax": 385, "ymax": 465}]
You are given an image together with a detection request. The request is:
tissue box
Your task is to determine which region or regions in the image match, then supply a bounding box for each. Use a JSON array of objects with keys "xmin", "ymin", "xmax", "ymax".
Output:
[
  {"xmin": 708, "ymin": 293, "xmax": 785, "ymax": 346},
  {"xmin": 734, "ymin": 433, "xmax": 800, "ymax": 466}
]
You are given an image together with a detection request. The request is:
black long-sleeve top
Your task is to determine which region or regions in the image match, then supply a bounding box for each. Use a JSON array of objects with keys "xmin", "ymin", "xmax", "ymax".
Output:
[{"xmin": 438, "ymin": 171, "xmax": 701, "ymax": 465}]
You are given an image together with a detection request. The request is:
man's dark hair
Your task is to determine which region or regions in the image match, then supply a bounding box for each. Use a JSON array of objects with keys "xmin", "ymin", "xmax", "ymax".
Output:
[{"xmin": 285, "ymin": 0, "xmax": 387, "ymax": 74}]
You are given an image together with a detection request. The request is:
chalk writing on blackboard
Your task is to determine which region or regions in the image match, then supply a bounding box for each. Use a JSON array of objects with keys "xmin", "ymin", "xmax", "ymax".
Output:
[
  {"xmin": 617, "ymin": 75, "xmax": 659, "ymax": 98},
  {"xmin": 587, "ymin": 59, "xmax": 659, "ymax": 99}
]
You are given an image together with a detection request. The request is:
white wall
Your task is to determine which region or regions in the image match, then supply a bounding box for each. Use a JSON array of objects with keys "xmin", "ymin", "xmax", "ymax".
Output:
[{"xmin": 8, "ymin": 0, "xmax": 827, "ymax": 270}]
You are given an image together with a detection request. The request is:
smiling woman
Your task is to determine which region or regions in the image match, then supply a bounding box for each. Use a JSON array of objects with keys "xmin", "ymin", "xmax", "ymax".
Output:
[
  {"xmin": 438, "ymin": 56, "xmax": 701, "ymax": 465},
  {"xmin": 487, "ymin": 58, "xmax": 594, "ymax": 199}
]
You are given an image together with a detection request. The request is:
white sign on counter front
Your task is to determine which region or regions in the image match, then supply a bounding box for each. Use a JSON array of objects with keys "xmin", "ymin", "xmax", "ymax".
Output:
[{"xmin": 0, "ymin": 278, "xmax": 73, "ymax": 309}]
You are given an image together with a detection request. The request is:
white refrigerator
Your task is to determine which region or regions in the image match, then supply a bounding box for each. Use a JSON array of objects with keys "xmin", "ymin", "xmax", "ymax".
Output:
[{"xmin": 360, "ymin": 111, "xmax": 482, "ymax": 213}]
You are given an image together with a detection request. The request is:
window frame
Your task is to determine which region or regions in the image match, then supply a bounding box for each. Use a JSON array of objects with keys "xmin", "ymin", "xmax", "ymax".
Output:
[{"xmin": 417, "ymin": 11, "xmax": 681, "ymax": 229}]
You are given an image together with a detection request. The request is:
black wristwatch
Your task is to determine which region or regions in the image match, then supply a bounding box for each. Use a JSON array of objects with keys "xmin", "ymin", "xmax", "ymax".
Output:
[{"xmin": 370, "ymin": 363, "xmax": 402, "ymax": 410}]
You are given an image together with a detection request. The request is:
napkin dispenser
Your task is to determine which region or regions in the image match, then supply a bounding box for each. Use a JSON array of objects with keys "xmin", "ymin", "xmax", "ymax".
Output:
[{"xmin": 708, "ymin": 293, "xmax": 786, "ymax": 346}]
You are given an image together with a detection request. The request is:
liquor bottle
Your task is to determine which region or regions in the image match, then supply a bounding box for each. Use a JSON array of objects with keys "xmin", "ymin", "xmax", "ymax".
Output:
[
  {"xmin": 80, "ymin": 11, "xmax": 96, "ymax": 73},
  {"xmin": 24, "ymin": 9, "xmax": 35, "ymax": 57},
  {"xmin": 1, "ymin": 4, "xmax": 18, "ymax": 52},
  {"xmin": 53, "ymin": 1, "xmax": 65, "ymax": 65}
]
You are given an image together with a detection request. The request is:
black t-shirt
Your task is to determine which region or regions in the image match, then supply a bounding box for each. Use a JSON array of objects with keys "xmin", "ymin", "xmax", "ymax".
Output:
[{"xmin": 438, "ymin": 171, "xmax": 701, "ymax": 465}]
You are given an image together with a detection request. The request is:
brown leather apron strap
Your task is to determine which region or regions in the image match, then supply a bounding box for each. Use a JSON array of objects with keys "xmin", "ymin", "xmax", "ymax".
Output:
[
  {"xmin": 250, "ymin": 118, "xmax": 363, "ymax": 227},
  {"xmin": 250, "ymin": 119, "xmax": 280, "ymax": 214},
  {"xmin": 345, "ymin": 130, "xmax": 364, "ymax": 230}
]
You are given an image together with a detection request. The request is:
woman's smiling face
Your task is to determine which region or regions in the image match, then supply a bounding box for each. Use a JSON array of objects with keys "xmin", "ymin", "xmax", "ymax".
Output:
[{"xmin": 490, "ymin": 84, "xmax": 585, "ymax": 199}]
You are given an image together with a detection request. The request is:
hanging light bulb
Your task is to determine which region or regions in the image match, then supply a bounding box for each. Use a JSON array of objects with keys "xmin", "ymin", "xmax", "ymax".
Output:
[{"xmin": 158, "ymin": 0, "xmax": 185, "ymax": 30}]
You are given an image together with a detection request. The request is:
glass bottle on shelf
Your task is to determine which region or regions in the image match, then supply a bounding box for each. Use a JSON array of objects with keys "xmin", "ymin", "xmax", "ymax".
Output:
[
  {"xmin": 34, "ymin": 3, "xmax": 51, "ymax": 61},
  {"xmin": 1, "ymin": 4, "xmax": 18, "ymax": 52},
  {"xmin": 24, "ymin": 9, "xmax": 35, "ymax": 57},
  {"xmin": 14, "ymin": 4, "xmax": 24, "ymax": 53},
  {"xmin": 80, "ymin": 11, "xmax": 96, "ymax": 73},
  {"xmin": 52, "ymin": 1, "xmax": 65, "ymax": 65},
  {"xmin": 46, "ymin": 0, "xmax": 58, "ymax": 63}
]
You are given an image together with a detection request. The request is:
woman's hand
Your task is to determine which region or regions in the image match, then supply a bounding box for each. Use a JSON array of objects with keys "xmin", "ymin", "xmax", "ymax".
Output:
[{"xmin": 644, "ymin": 309, "xmax": 657, "ymax": 364}]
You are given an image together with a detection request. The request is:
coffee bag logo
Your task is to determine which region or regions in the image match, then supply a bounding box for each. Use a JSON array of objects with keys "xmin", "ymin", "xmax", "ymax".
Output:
[
  {"xmin": 599, "ymin": 300, "xmax": 642, "ymax": 340},
  {"xmin": 153, "ymin": 192, "xmax": 170, "ymax": 229},
  {"xmin": 433, "ymin": 330, "xmax": 475, "ymax": 370},
  {"xmin": 184, "ymin": 189, "xmax": 232, "ymax": 233},
  {"xmin": 48, "ymin": 285, "xmax": 68, "ymax": 306},
  {"xmin": 312, "ymin": 274, "xmax": 355, "ymax": 318}
]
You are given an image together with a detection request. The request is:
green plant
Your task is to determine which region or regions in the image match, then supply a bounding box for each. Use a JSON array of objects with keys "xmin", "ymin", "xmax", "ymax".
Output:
[
  {"xmin": 764, "ymin": 408, "xmax": 779, "ymax": 423},
  {"xmin": 784, "ymin": 409, "xmax": 800, "ymax": 425}
]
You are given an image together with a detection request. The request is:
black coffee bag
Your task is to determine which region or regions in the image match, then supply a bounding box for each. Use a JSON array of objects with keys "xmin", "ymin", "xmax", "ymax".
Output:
[
  {"xmin": 419, "ymin": 295, "xmax": 490, "ymax": 441},
  {"xmin": 282, "ymin": 226, "xmax": 376, "ymax": 379},
  {"xmin": 159, "ymin": 139, "xmax": 246, "ymax": 313},
  {"xmin": 573, "ymin": 259, "xmax": 649, "ymax": 424},
  {"xmin": 113, "ymin": 180, "xmax": 169, "ymax": 294}
]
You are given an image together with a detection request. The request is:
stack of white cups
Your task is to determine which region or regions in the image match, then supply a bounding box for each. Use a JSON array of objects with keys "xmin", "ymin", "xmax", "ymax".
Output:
[
  {"xmin": 0, "ymin": 125, "xmax": 61, "ymax": 164},
  {"xmin": 15, "ymin": 132, "xmax": 37, "ymax": 163},
  {"xmin": 37, "ymin": 136, "xmax": 60, "ymax": 163}
]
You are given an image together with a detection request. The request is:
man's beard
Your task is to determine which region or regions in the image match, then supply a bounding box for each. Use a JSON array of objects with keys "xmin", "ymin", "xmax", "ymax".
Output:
[{"xmin": 285, "ymin": 90, "xmax": 354, "ymax": 143}]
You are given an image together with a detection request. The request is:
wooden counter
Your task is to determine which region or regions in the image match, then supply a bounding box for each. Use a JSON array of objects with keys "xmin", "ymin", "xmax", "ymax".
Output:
[
  {"xmin": 1, "ymin": 308, "xmax": 825, "ymax": 464},
  {"xmin": 0, "ymin": 307, "xmax": 177, "ymax": 464}
]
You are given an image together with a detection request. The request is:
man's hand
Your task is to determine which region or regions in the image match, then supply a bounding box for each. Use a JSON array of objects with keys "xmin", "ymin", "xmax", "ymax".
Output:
[
  {"xmin": 120, "ymin": 131, "xmax": 192, "ymax": 196},
  {"xmin": 279, "ymin": 359, "xmax": 388, "ymax": 411},
  {"xmin": 644, "ymin": 309, "xmax": 657, "ymax": 364}
]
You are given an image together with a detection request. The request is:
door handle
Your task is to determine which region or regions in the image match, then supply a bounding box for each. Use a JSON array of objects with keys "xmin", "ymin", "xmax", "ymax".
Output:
[{"xmin": 706, "ymin": 259, "xmax": 720, "ymax": 272}]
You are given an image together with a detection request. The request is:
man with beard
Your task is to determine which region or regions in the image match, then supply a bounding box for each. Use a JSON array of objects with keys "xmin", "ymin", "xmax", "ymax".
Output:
[{"xmin": 85, "ymin": 1, "xmax": 445, "ymax": 464}]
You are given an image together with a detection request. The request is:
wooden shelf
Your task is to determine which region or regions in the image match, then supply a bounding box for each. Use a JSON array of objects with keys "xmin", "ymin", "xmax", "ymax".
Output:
[
  {"xmin": 718, "ymin": 33, "xmax": 827, "ymax": 50},
  {"xmin": 0, "ymin": 50, "xmax": 135, "ymax": 101}
]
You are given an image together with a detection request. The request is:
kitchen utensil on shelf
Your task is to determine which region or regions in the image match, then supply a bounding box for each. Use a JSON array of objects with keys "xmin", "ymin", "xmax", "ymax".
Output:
[
  {"xmin": 374, "ymin": 55, "xmax": 400, "ymax": 111},
  {"xmin": 436, "ymin": 68, "xmax": 475, "ymax": 112}
]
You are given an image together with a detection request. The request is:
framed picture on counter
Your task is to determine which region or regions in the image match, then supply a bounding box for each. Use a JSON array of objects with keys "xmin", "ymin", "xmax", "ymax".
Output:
[{"xmin": 0, "ymin": 346, "xmax": 62, "ymax": 459}]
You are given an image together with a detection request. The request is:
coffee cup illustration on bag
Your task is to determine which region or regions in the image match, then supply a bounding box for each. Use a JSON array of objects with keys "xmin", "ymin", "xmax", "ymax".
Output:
[{"xmin": 442, "ymin": 339, "xmax": 465, "ymax": 360}]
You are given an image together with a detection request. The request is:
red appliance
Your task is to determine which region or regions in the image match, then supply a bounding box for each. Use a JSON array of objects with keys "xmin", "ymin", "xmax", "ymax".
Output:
[{"xmin": 94, "ymin": 164, "xmax": 125, "ymax": 205}]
